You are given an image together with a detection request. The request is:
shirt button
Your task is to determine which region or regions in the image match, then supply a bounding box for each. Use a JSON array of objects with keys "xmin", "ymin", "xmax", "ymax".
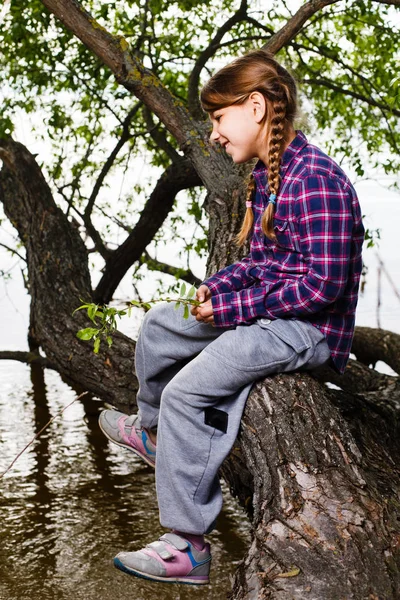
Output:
[{"xmin": 261, "ymin": 318, "xmax": 271, "ymax": 325}]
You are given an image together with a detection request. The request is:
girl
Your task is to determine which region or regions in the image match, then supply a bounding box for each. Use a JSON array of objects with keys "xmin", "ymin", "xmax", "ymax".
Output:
[{"xmin": 99, "ymin": 50, "xmax": 364, "ymax": 585}]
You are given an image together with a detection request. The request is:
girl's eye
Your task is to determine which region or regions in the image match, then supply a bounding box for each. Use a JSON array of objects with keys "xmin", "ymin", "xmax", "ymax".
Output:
[{"xmin": 215, "ymin": 115, "xmax": 222, "ymax": 122}]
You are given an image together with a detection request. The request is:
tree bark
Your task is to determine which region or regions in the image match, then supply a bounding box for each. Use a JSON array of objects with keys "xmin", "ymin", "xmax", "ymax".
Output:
[
  {"xmin": 224, "ymin": 372, "xmax": 400, "ymax": 599},
  {"xmin": 0, "ymin": 139, "xmax": 138, "ymax": 408}
]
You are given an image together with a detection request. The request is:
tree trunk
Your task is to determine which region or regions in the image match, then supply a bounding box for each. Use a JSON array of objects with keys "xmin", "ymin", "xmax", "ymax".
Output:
[
  {"xmin": 1, "ymin": 140, "xmax": 400, "ymax": 598},
  {"xmin": 0, "ymin": 139, "xmax": 138, "ymax": 408},
  {"xmin": 224, "ymin": 372, "xmax": 400, "ymax": 598}
]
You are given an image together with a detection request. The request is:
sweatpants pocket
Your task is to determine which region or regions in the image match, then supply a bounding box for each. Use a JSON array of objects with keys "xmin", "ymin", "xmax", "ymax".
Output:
[{"xmin": 257, "ymin": 318, "xmax": 312, "ymax": 354}]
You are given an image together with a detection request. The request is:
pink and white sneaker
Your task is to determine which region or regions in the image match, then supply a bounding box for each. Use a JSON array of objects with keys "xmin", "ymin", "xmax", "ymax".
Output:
[
  {"xmin": 98, "ymin": 410, "xmax": 156, "ymax": 468},
  {"xmin": 114, "ymin": 532, "xmax": 211, "ymax": 585}
]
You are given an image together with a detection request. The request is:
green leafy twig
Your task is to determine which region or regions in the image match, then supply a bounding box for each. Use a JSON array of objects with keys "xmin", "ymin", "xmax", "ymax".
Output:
[{"xmin": 74, "ymin": 283, "xmax": 200, "ymax": 353}]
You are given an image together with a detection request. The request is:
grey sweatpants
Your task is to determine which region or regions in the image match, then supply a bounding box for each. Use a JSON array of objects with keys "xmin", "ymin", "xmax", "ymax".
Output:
[{"xmin": 135, "ymin": 302, "xmax": 330, "ymax": 535}]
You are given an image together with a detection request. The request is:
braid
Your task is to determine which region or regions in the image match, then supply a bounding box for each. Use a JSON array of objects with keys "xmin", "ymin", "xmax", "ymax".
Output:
[
  {"xmin": 261, "ymin": 97, "xmax": 286, "ymax": 241},
  {"xmin": 236, "ymin": 174, "xmax": 255, "ymax": 246}
]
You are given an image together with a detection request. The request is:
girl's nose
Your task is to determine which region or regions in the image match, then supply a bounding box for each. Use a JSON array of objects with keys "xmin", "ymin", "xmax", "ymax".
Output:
[{"xmin": 209, "ymin": 125, "xmax": 219, "ymax": 142}]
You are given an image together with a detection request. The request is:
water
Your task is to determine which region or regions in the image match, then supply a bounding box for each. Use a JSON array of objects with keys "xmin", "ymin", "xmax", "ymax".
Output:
[
  {"xmin": 0, "ymin": 364, "xmax": 250, "ymax": 600},
  {"xmin": 0, "ymin": 187, "xmax": 399, "ymax": 599}
]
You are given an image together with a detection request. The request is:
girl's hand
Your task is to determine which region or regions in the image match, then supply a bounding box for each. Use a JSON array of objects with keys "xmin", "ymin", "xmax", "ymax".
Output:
[
  {"xmin": 191, "ymin": 285, "xmax": 211, "ymax": 315},
  {"xmin": 194, "ymin": 299, "xmax": 214, "ymax": 324},
  {"xmin": 191, "ymin": 285, "xmax": 214, "ymax": 324}
]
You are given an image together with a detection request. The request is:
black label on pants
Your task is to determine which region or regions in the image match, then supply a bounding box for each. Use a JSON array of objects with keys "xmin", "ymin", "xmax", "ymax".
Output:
[{"xmin": 204, "ymin": 407, "xmax": 228, "ymax": 434}]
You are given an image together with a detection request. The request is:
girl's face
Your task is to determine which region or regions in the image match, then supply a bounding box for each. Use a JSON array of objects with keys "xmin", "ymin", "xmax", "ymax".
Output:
[{"xmin": 209, "ymin": 94, "xmax": 267, "ymax": 164}]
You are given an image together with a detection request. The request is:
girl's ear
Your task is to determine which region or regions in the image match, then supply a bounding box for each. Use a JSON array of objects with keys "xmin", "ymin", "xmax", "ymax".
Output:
[{"xmin": 248, "ymin": 92, "xmax": 267, "ymax": 123}]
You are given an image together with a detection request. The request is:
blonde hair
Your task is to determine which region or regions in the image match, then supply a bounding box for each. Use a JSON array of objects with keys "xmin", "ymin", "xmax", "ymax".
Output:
[{"xmin": 200, "ymin": 50, "xmax": 297, "ymax": 244}]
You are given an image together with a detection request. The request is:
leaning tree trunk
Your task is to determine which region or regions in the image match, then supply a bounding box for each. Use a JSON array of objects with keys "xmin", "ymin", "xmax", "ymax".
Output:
[
  {"xmin": 1, "ymin": 139, "xmax": 400, "ymax": 598},
  {"xmin": 0, "ymin": 139, "xmax": 138, "ymax": 407}
]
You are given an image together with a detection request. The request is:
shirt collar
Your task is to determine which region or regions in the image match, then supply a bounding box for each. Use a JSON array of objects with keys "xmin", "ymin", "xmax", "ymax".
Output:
[{"xmin": 252, "ymin": 130, "xmax": 308, "ymax": 183}]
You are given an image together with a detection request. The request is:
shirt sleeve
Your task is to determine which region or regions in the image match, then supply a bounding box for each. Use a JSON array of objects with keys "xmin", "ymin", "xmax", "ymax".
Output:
[
  {"xmin": 211, "ymin": 174, "xmax": 355, "ymax": 327},
  {"xmin": 202, "ymin": 254, "xmax": 256, "ymax": 294}
]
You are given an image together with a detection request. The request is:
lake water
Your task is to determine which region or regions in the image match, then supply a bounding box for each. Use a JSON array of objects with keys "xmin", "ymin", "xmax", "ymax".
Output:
[{"xmin": 0, "ymin": 188, "xmax": 399, "ymax": 599}]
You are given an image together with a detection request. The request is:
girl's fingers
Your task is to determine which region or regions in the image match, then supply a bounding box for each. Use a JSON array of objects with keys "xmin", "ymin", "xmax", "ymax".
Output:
[
  {"xmin": 196, "ymin": 284, "xmax": 211, "ymax": 303},
  {"xmin": 193, "ymin": 295, "xmax": 213, "ymax": 321},
  {"xmin": 198, "ymin": 301, "xmax": 213, "ymax": 318},
  {"xmin": 195, "ymin": 314, "xmax": 214, "ymax": 324}
]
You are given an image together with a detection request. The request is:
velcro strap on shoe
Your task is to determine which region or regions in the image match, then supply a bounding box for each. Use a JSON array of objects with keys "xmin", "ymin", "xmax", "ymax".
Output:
[
  {"xmin": 146, "ymin": 540, "xmax": 174, "ymax": 560},
  {"xmin": 159, "ymin": 533, "xmax": 190, "ymax": 551}
]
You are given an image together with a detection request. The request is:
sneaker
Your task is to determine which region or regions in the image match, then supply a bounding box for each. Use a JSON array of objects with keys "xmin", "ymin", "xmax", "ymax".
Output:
[
  {"xmin": 98, "ymin": 410, "xmax": 156, "ymax": 468},
  {"xmin": 114, "ymin": 532, "xmax": 211, "ymax": 585}
]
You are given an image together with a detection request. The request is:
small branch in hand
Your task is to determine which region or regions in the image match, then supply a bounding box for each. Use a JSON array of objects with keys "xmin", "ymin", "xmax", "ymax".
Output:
[{"xmin": 74, "ymin": 283, "xmax": 201, "ymax": 353}]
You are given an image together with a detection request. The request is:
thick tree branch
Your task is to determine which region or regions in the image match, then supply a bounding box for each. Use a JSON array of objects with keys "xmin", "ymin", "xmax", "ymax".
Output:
[
  {"xmin": 187, "ymin": 0, "xmax": 248, "ymax": 119},
  {"xmin": 261, "ymin": 0, "xmax": 400, "ymax": 56},
  {"xmin": 38, "ymin": 0, "xmax": 229, "ymax": 197},
  {"xmin": 140, "ymin": 250, "xmax": 202, "ymax": 287},
  {"xmin": 0, "ymin": 350, "xmax": 56, "ymax": 369},
  {"xmin": 263, "ymin": 0, "xmax": 341, "ymax": 54},
  {"xmin": 0, "ymin": 138, "xmax": 138, "ymax": 407},
  {"xmin": 352, "ymin": 327, "xmax": 400, "ymax": 375},
  {"xmin": 93, "ymin": 158, "xmax": 203, "ymax": 303},
  {"xmin": 313, "ymin": 358, "xmax": 398, "ymax": 394}
]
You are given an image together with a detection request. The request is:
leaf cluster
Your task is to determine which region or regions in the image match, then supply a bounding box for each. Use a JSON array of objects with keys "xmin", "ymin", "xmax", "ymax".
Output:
[
  {"xmin": 280, "ymin": 1, "xmax": 400, "ymax": 176},
  {"xmin": 74, "ymin": 283, "xmax": 199, "ymax": 352}
]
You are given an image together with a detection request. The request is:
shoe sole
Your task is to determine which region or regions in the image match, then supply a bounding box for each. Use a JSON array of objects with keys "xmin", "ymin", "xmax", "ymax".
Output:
[
  {"xmin": 114, "ymin": 557, "xmax": 210, "ymax": 585},
  {"xmin": 99, "ymin": 417, "xmax": 155, "ymax": 469}
]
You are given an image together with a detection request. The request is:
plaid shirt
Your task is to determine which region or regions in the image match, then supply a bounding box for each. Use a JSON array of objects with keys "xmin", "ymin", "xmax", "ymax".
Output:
[{"xmin": 203, "ymin": 131, "xmax": 364, "ymax": 373}]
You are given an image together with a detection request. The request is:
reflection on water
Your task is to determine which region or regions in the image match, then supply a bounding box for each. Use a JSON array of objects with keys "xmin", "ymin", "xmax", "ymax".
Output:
[{"xmin": 0, "ymin": 362, "xmax": 250, "ymax": 600}]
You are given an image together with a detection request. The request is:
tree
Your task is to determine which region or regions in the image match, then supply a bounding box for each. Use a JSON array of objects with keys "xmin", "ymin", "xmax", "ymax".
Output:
[{"xmin": 1, "ymin": 0, "xmax": 400, "ymax": 597}]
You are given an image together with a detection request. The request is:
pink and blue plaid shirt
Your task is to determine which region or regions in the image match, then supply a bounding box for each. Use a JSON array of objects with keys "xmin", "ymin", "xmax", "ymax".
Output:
[{"xmin": 203, "ymin": 131, "xmax": 364, "ymax": 373}]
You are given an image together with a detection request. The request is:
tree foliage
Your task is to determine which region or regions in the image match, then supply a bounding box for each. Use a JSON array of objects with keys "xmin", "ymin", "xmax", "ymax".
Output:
[{"xmin": 1, "ymin": 0, "xmax": 399, "ymax": 300}]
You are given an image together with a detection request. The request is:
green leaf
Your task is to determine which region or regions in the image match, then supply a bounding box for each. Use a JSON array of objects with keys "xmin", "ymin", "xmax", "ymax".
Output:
[
  {"xmin": 88, "ymin": 303, "xmax": 99, "ymax": 322},
  {"xmin": 180, "ymin": 282, "xmax": 187, "ymax": 297},
  {"xmin": 72, "ymin": 303, "xmax": 91, "ymax": 315},
  {"xmin": 93, "ymin": 337, "xmax": 101, "ymax": 354},
  {"xmin": 183, "ymin": 304, "xmax": 189, "ymax": 319},
  {"xmin": 106, "ymin": 336, "xmax": 113, "ymax": 347},
  {"xmin": 187, "ymin": 285, "xmax": 196, "ymax": 299},
  {"xmin": 174, "ymin": 301, "xmax": 181, "ymax": 310},
  {"xmin": 76, "ymin": 327, "xmax": 99, "ymax": 341}
]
